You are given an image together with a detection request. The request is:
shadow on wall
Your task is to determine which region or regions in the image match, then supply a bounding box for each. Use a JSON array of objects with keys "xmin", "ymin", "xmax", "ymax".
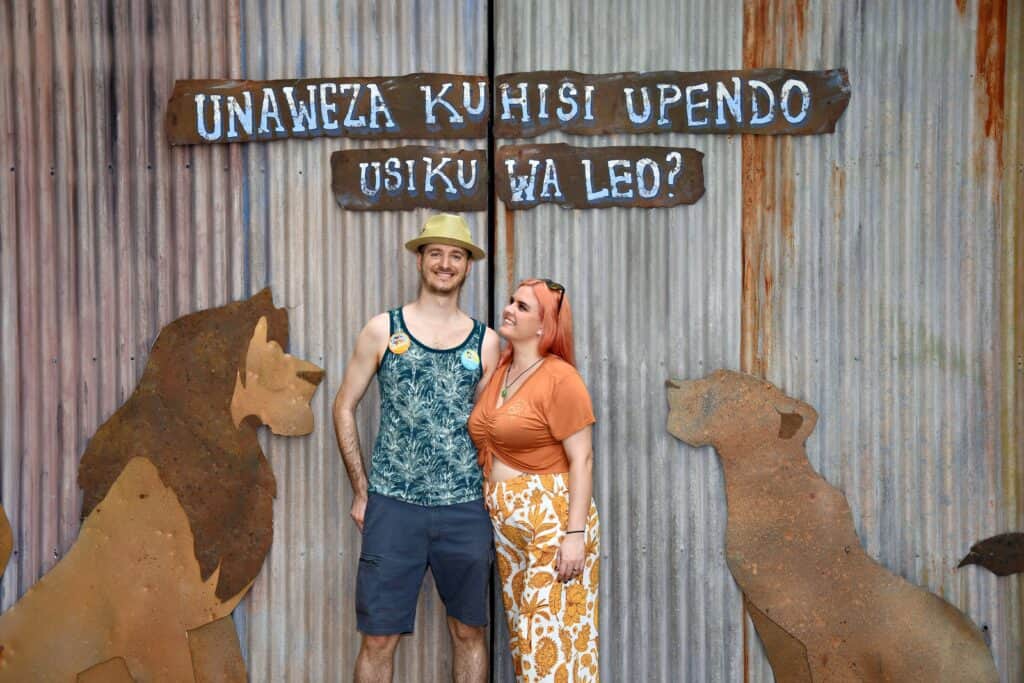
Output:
[
  {"xmin": 666, "ymin": 369, "xmax": 999, "ymax": 683},
  {"xmin": 0, "ymin": 289, "xmax": 323, "ymax": 682}
]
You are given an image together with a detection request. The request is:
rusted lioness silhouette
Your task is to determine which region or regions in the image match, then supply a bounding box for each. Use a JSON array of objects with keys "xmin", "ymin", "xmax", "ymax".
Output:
[{"xmin": 666, "ymin": 369, "xmax": 997, "ymax": 683}]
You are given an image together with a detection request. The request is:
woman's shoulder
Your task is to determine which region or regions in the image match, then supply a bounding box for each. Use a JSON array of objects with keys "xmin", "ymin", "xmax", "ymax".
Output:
[{"xmin": 542, "ymin": 356, "xmax": 586, "ymax": 383}]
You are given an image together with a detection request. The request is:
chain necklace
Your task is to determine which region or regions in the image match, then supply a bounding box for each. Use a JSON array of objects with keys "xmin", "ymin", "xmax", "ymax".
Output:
[{"xmin": 501, "ymin": 357, "xmax": 544, "ymax": 399}]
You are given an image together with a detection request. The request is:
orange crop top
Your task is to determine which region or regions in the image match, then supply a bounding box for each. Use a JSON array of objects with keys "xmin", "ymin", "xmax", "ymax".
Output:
[{"xmin": 468, "ymin": 356, "xmax": 596, "ymax": 478}]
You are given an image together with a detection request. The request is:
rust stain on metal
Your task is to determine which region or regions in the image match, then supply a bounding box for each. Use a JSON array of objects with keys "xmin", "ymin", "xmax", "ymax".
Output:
[
  {"xmin": 958, "ymin": 532, "xmax": 1024, "ymax": 576},
  {"xmin": 742, "ymin": 0, "xmax": 808, "ymax": 382},
  {"xmin": 494, "ymin": 69, "xmax": 849, "ymax": 139},
  {"xmin": 784, "ymin": 1, "xmax": 809, "ymax": 70},
  {"xmin": 974, "ymin": 0, "xmax": 1008, "ymax": 168},
  {"xmin": 666, "ymin": 371, "xmax": 1000, "ymax": 682},
  {"xmin": 831, "ymin": 164, "xmax": 846, "ymax": 224},
  {"xmin": 496, "ymin": 143, "xmax": 705, "ymax": 210},
  {"xmin": 504, "ymin": 207, "xmax": 517, "ymax": 296},
  {"xmin": 165, "ymin": 74, "xmax": 489, "ymax": 145},
  {"xmin": 330, "ymin": 146, "xmax": 487, "ymax": 211},
  {"xmin": 76, "ymin": 657, "xmax": 135, "ymax": 682},
  {"xmin": 741, "ymin": 134, "xmax": 771, "ymax": 378},
  {"xmin": 956, "ymin": 0, "xmax": 969, "ymax": 16},
  {"xmin": 744, "ymin": 1, "xmax": 773, "ymax": 67},
  {"xmin": 187, "ymin": 616, "xmax": 247, "ymax": 682}
]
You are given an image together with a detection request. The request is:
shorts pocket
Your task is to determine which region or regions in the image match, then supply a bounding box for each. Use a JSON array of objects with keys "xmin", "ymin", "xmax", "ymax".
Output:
[{"xmin": 355, "ymin": 552, "xmax": 382, "ymax": 617}]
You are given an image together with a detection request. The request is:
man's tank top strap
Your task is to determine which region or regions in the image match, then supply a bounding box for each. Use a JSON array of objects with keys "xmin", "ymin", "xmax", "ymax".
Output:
[{"xmin": 471, "ymin": 318, "xmax": 485, "ymax": 354}]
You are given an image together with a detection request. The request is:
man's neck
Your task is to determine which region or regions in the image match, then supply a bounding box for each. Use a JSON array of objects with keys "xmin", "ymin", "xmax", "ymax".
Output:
[{"xmin": 409, "ymin": 289, "xmax": 463, "ymax": 321}]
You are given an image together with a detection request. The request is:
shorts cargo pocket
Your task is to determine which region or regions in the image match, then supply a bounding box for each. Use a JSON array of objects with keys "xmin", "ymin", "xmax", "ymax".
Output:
[{"xmin": 355, "ymin": 552, "xmax": 382, "ymax": 618}]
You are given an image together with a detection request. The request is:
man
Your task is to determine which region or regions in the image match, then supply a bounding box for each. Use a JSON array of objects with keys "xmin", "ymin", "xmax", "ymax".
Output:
[{"xmin": 333, "ymin": 213, "xmax": 500, "ymax": 683}]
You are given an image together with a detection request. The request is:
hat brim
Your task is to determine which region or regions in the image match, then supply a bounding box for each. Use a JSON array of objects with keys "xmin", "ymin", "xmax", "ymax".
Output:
[{"xmin": 405, "ymin": 236, "xmax": 486, "ymax": 261}]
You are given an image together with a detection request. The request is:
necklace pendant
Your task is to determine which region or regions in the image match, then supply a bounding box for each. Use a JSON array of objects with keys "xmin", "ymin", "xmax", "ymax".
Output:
[{"xmin": 500, "ymin": 388, "xmax": 508, "ymax": 399}]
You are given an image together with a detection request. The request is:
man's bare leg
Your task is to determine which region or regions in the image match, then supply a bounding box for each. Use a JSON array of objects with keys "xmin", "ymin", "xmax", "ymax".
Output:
[
  {"xmin": 354, "ymin": 634, "xmax": 401, "ymax": 683},
  {"xmin": 448, "ymin": 617, "xmax": 488, "ymax": 683}
]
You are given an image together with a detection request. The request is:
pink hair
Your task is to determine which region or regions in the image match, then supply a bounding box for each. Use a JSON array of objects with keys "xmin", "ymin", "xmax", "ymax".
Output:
[{"xmin": 499, "ymin": 279, "xmax": 577, "ymax": 369}]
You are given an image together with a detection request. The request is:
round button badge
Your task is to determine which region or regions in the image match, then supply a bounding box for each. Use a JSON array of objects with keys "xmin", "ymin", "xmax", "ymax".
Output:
[
  {"xmin": 461, "ymin": 348, "xmax": 481, "ymax": 371},
  {"xmin": 388, "ymin": 332, "xmax": 410, "ymax": 355}
]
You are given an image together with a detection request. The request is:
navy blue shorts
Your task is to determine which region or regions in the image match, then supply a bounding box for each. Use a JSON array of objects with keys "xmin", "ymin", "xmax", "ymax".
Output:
[{"xmin": 356, "ymin": 493, "xmax": 494, "ymax": 635}]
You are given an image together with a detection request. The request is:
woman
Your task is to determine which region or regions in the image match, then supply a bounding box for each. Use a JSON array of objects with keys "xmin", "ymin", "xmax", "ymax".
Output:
[{"xmin": 468, "ymin": 279, "xmax": 600, "ymax": 682}]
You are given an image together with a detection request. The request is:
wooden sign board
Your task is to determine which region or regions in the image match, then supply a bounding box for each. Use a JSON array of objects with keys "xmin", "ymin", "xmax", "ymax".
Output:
[{"xmin": 496, "ymin": 144, "xmax": 704, "ymax": 210}]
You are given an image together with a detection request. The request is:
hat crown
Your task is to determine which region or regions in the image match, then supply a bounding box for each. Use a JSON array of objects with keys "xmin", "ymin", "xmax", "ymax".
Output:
[
  {"xmin": 420, "ymin": 213, "xmax": 471, "ymax": 241},
  {"xmin": 405, "ymin": 213, "xmax": 485, "ymax": 260}
]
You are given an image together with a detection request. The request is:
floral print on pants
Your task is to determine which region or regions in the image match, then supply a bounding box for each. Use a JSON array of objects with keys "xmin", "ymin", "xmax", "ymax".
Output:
[{"xmin": 486, "ymin": 472, "xmax": 600, "ymax": 682}]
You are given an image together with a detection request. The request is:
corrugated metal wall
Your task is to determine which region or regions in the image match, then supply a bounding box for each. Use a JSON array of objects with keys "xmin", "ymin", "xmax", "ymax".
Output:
[
  {"xmin": 1, "ymin": 0, "xmax": 247, "ymax": 620},
  {"xmin": 1, "ymin": 1, "xmax": 1020, "ymax": 682},
  {"xmin": 234, "ymin": 2, "xmax": 488, "ymax": 681},
  {"xmin": 491, "ymin": 1, "xmax": 746, "ymax": 680},
  {"xmin": 493, "ymin": 1, "xmax": 1021, "ymax": 682},
  {"xmin": 737, "ymin": 1, "xmax": 1020, "ymax": 681}
]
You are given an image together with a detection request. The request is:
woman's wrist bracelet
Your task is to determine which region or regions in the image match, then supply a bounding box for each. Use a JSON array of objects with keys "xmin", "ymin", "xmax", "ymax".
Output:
[{"xmin": 565, "ymin": 529, "xmax": 585, "ymax": 534}]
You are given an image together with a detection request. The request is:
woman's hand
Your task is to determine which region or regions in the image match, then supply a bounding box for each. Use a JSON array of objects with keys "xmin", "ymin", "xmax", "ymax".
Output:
[{"xmin": 556, "ymin": 533, "xmax": 586, "ymax": 582}]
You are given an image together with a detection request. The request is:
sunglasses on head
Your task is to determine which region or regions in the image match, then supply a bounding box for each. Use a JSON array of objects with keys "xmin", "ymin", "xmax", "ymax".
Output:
[{"xmin": 541, "ymin": 278, "xmax": 566, "ymax": 316}]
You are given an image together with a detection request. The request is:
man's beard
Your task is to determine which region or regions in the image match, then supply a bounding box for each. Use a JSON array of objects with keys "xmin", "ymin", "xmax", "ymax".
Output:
[{"xmin": 421, "ymin": 269, "xmax": 467, "ymax": 294}]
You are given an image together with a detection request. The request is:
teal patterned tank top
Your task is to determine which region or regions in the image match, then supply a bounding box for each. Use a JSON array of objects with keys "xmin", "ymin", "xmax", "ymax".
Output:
[{"xmin": 369, "ymin": 308, "xmax": 485, "ymax": 506}]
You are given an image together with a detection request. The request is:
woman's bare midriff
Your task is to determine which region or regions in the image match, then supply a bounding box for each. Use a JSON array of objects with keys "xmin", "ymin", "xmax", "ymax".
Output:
[{"xmin": 488, "ymin": 456, "xmax": 528, "ymax": 483}]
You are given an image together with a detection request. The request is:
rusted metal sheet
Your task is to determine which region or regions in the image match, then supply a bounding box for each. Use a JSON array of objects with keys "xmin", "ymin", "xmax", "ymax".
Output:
[
  {"xmin": 959, "ymin": 533, "xmax": 1024, "ymax": 577},
  {"xmin": 330, "ymin": 146, "xmax": 488, "ymax": 211},
  {"xmin": 188, "ymin": 616, "xmax": 248, "ymax": 683},
  {"xmin": 76, "ymin": 290, "xmax": 316, "ymax": 602},
  {"xmin": 0, "ymin": 505, "xmax": 10, "ymax": 575},
  {"xmin": 0, "ymin": 457, "xmax": 244, "ymax": 681},
  {"xmin": 667, "ymin": 370, "xmax": 999, "ymax": 682},
  {"xmin": 744, "ymin": 599, "xmax": 812, "ymax": 683},
  {"xmin": 492, "ymin": 3, "xmax": 749, "ymax": 681},
  {"xmin": 3, "ymin": 1, "xmax": 1020, "ymax": 682},
  {"xmin": 76, "ymin": 658, "xmax": 134, "ymax": 683},
  {"xmin": 496, "ymin": 144, "xmax": 704, "ymax": 210},
  {"xmin": 493, "ymin": 69, "xmax": 850, "ymax": 138},
  {"xmin": 166, "ymin": 74, "xmax": 489, "ymax": 145},
  {"xmin": 0, "ymin": 290, "xmax": 322, "ymax": 682}
]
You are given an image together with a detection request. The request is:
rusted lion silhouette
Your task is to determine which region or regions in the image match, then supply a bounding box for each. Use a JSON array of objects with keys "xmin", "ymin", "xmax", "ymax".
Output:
[{"xmin": 0, "ymin": 289, "xmax": 323, "ymax": 682}]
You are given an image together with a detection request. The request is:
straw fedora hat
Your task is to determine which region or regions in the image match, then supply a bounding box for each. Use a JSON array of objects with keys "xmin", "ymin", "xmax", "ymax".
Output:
[{"xmin": 404, "ymin": 213, "xmax": 486, "ymax": 261}]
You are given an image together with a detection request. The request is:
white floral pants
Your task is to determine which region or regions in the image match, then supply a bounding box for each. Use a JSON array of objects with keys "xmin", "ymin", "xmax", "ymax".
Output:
[{"xmin": 486, "ymin": 472, "xmax": 600, "ymax": 682}]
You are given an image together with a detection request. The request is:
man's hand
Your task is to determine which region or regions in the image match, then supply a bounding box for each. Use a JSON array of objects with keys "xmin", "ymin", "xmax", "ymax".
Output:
[
  {"xmin": 333, "ymin": 314, "xmax": 388, "ymax": 525},
  {"xmin": 350, "ymin": 494, "xmax": 368, "ymax": 531}
]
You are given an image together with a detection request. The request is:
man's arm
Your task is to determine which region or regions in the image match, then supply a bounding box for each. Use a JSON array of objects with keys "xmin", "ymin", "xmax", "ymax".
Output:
[
  {"xmin": 475, "ymin": 327, "xmax": 501, "ymax": 400},
  {"xmin": 332, "ymin": 313, "xmax": 388, "ymax": 530}
]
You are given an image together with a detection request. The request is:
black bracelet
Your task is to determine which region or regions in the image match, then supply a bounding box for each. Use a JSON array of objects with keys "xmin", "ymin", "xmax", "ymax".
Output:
[{"xmin": 565, "ymin": 529, "xmax": 585, "ymax": 534}]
